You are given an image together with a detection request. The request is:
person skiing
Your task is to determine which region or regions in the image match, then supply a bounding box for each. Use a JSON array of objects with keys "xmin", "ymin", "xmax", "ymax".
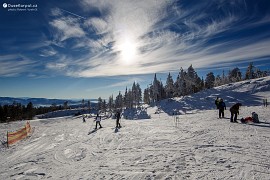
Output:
[
  {"xmin": 83, "ymin": 116, "xmax": 86, "ymax": 123},
  {"xmin": 215, "ymin": 97, "xmax": 220, "ymax": 109},
  {"xmin": 115, "ymin": 111, "xmax": 121, "ymax": 128},
  {"xmin": 95, "ymin": 113, "xmax": 102, "ymax": 129},
  {"xmin": 218, "ymin": 98, "xmax": 226, "ymax": 118},
  {"xmin": 230, "ymin": 103, "xmax": 242, "ymax": 123}
]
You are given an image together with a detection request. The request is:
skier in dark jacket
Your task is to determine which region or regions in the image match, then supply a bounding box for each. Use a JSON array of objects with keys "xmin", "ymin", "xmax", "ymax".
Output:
[
  {"xmin": 230, "ymin": 103, "xmax": 242, "ymax": 123},
  {"xmin": 115, "ymin": 111, "xmax": 121, "ymax": 128},
  {"xmin": 218, "ymin": 99, "xmax": 226, "ymax": 118}
]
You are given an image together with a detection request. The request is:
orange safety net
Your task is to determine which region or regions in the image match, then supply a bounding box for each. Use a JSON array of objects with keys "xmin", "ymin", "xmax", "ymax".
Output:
[{"xmin": 7, "ymin": 121, "xmax": 32, "ymax": 146}]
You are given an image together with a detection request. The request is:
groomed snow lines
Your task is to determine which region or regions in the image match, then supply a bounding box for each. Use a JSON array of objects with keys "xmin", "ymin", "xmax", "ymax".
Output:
[{"xmin": 7, "ymin": 121, "xmax": 33, "ymax": 147}]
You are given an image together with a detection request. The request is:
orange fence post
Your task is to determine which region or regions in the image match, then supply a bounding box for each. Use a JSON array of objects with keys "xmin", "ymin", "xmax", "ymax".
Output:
[{"xmin": 7, "ymin": 131, "xmax": 9, "ymax": 148}]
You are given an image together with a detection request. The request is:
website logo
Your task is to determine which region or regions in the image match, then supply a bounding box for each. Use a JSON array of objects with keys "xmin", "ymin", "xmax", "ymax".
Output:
[{"xmin": 3, "ymin": 3, "xmax": 7, "ymax": 8}]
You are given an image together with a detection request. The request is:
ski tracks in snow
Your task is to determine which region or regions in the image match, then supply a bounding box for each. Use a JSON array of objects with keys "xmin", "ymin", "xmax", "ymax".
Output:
[{"xmin": 0, "ymin": 106, "xmax": 270, "ymax": 179}]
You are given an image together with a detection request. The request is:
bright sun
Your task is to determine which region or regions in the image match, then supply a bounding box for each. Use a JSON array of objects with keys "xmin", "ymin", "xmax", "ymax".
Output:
[{"xmin": 119, "ymin": 38, "xmax": 137, "ymax": 65}]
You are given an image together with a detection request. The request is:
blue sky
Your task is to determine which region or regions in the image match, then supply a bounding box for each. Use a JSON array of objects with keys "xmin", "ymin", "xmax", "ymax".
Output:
[{"xmin": 0, "ymin": 0, "xmax": 270, "ymax": 99}]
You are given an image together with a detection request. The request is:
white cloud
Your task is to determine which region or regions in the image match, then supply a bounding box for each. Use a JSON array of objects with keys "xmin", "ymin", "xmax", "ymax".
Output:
[
  {"xmin": 40, "ymin": 47, "xmax": 57, "ymax": 57},
  {"xmin": 50, "ymin": 17, "xmax": 85, "ymax": 41},
  {"xmin": 0, "ymin": 55, "xmax": 36, "ymax": 77},
  {"xmin": 84, "ymin": 17, "xmax": 108, "ymax": 35}
]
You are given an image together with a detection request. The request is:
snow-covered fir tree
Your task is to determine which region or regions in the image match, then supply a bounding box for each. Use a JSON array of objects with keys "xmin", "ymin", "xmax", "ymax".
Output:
[
  {"xmin": 205, "ymin": 72, "xmax": 215, "ymax": 89},
  {"xmin": 215, "ymin": 75, "xmax": 223, "ymax": 86},
  {"xmin": 135, "ymin": 83, "xmax": 142, "ymax": 106},
  {"xmin": 152, "ymin": 74, "xmax": 160, "ymax": 102},
  {"xmin": 186, "ymin": 65, "xmax": 197, "ymax": 94},
  {"xmin": 143, "ymin": 88, "xmax": 150, "ymax": 104},
  {"xmin": 108, "ymin": 95, "xmax": 114, "ymax": 111},
  {"xmin": 97, "ymin": 97, "xmax": 102, "ymax": 111},
  {"xmin": 245, "ymin": 62, "xmax": 255, "ymax": 80},
  {"xmin": 102, "ymin": 100, "xmax": 106, "ymax": 113},
  {"xmin": 115, "ymin": 91, "xmax": 123, "ymax": 110},
  {"xmin": 131, "ymin": 82, "xmax": 142, "ymax": 107},
  {"xmin": 228, "ymin": 67, "xmax": 242, "ymax": 82},
  {"xmin": 123, "ymin": 87, "xmax": 128, "ymax": 108},
  {"xmin": 165, "ymin": 72, "xmax": 174, "ymax": 98},
  {"xmin": 175, "ymin": 67, "xmax": 187, "ymax": 96},
  {"xmin": 124, "ymin": 88, "xmax": 134, "ymax": 109},
  {"xmin": 173, "ymin": 75, "xmax": 180, "ymax": 97},
  {"xmin": 87, "ymin": 100, "xmax": 91, "ymax": 113}
]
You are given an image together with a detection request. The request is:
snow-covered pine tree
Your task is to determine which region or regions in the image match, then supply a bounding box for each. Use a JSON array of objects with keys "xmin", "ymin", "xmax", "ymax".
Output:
[
  {"xmin": 128, "ymin": 89, "xmax": 134, "ymax": 108},
  {"xmin": 143, "ymin": 88, "xmax": 150, "ymax": 104},
  {"xmin": 221, "ymin": 70, "xmax": 229, "ymax": 85},
  {"xmin": 97, "ymin": 97, "xmax": 102, "ymax": 111},
  {"xmin": 108, "ymin": 95, "xmax": 114, "ymax": 112},
  {"xmin": 165, "ymin": 72, "xmax": 174, "ymax": 98},
  {"xmin": 194, "ymin": 74, "xmax": 203, "ymax": 93},
  {"xmin": 152, "ymin": 74, "xmax": 160, "ymax": 102},
  {"xmin": 149, "ymin": 83, "xmax": 154, "ymax": 104},
  {"xmin": 254, "ymin": 68, "xmax": 268, "ymax": 78},
  {"xmin": 215, "ymin": 75, "xmax": 222, "ymax": 86},
  {"xmin": 201, "ymin": 76, "xmax": 205, "ymax": 90},
  {"xmin": 135, "ymin": 83, "xmax": 142, "ymax": 107},
  {"xmin": 160, "ymin": 81, "xmax": 166, "ymax": 100},
  {"xmin": 123, "ymin": 87, "xmax": 128, "ymax": 108},
  {"xmin": 245, "ymin": 62, "xmax": 255, "ymax": 80},
  {"xmin": 115, "ymin": 91, "xmax": 123, "ymax": 110},
  {"xmin": 228, "ymin": 67, "xmax": 242, "ymax": 82},
  {"xmin": 205, "ymin": 72, "xmax": 215, "ymax": 89},
  {"xmin": 124, "ymin": 88, "xmax": 133, "ymax": 109},
  {"xmin": 102, "ymin": 100, "xmax": 106, "ymax": 114},
  {"xmin": 132, "ymin": 82, "xmax": 137, "ymax": 107},
  {"xmin": 132, "ymin": 82, "xmax": 142, "ymax": 107},
  {"xmin": 177, "ymin": 67, "xmax": 187, "ymax": 96},
  {"xmin": 174, "ymin": 75, "xmax": 180, "ymax": 97},
  {"xmin": 186, "ymin": 65, "xmax": 200, "ymax": 94}
]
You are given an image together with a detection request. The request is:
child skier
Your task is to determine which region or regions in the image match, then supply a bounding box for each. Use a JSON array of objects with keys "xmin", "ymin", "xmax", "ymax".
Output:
[{"xmin": 95, "ymin": 113, "xmax": 102, "ymax": 129}]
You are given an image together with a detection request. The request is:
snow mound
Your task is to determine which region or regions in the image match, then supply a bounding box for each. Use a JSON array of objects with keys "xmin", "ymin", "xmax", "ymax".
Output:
[{"xmin": 122, "ymin": 107, "xmax": 151, "ymax": 120}]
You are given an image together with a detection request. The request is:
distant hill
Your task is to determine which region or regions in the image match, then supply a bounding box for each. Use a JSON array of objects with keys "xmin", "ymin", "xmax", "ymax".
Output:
[{"xmin": 0, "ymin": 97, "xmax": 97, "ymax": 107}]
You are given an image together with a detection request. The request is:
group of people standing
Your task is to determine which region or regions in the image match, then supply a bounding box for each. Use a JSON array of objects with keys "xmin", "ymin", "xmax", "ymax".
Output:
[
  {"xmin": 85, "ymin": 111, "xmax": 122, "ymax": 130},
  {"xmin": 215, "ymin": 97, "xmax": 242, "ymax": 123}
]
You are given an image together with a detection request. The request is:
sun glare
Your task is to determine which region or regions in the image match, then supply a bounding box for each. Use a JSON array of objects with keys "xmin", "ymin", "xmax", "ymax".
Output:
[{"xmin": 119, "ymin": 38, "xmax": 137, "ymax": 65}]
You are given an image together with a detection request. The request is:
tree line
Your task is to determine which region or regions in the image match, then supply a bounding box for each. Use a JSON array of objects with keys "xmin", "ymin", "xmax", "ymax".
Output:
[
  {"xmin": 143, "ymin": 62, "xmax": 268, "ymax": 104},
  {"xmin": 0, "ymin": 102, "xmax": 66, "ymax": 123},
  {"xmin": 96, "ymin": 82, "xmax": 142, "ymax": 113},
  {"xmin": 95, "ymin": 62, "xmax": 268, "ymax": 111}
]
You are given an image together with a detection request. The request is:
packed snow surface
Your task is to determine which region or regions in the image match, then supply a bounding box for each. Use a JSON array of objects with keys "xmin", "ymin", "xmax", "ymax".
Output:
[{"xmin": 0, "ymin": 76, "xmax": 270, "ymax": 179}]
